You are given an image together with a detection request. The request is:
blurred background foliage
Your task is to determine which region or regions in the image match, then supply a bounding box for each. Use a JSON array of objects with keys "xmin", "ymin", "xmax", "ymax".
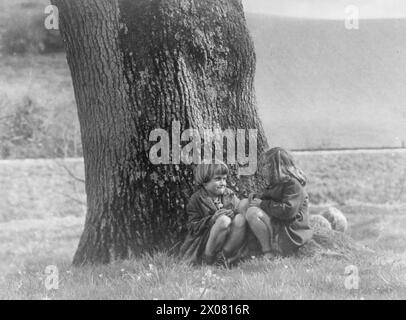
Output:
[{"xmin": 0, "ymin": 0, "xmax": 81, "ymax": 159}]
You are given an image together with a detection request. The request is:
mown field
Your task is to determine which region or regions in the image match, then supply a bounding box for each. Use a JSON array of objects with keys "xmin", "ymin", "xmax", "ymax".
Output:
[
  {"xmin": 1, "ymin": 153, "xmax": 406, "ymax": 299},
  {"xmin": 2, "ymin": 151, "xmax": 405, "ymax": 224}
]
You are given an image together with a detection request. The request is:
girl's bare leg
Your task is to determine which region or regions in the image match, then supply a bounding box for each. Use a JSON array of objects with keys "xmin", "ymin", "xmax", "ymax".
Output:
[
  {"xmin": 204, "ymin": 215, "xmax": 232, "ymax": 258},
  {"xmin": 245, "ymin": 207, "xmax": 273, "ymax": 253},
  {"xmin": 236, "ymin": 198, "xmax": 249, "ymax": 215},
  {"xmin": 222, "ymin": 214, "xmax": 247, "ymax": 256}
]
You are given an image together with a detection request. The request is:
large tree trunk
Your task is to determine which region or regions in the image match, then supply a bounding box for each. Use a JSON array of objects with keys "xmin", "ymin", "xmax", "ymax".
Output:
[{"xmin": 53, "ymin": 0, "xmax": 268, "ymax": 265}]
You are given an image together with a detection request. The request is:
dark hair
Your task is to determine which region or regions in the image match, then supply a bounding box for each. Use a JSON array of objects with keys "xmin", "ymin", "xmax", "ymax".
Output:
[{"xmin": 259, "ymin": 147, "xmax": 307, "ymax": 186}]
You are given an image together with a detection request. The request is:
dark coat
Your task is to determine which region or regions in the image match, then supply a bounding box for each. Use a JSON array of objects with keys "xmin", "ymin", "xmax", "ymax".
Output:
[
  {"xmin": 259, "ymin": 177, "xmax": 313, "ymax": 255},
  {"xmin": 178, "ymin": 187, "xmax": 239, "ymax": 264}
]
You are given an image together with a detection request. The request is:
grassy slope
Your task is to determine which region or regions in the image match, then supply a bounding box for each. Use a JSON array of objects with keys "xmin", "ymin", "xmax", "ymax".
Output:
[{"xmin": 247, "ymin": 14, "xmax": 406, "ymax": 149}]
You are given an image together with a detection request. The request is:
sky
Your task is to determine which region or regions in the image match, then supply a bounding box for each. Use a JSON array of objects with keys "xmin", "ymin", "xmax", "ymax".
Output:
[{"xmin": 242, "ymin": 0, "xmax": 406, "ymax": 19}]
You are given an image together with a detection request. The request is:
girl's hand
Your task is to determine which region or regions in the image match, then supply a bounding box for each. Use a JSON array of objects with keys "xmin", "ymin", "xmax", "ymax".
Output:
[
  {"xmin": 248, "ymin": 192, "xmax": 257, "ymax": 203},
  {"xmin": 249, "ymin": 198, "xmax": 262, "ymax": 208},
  {"xmin": 224, "ymin": 209, "xmax": 235, "ymax": 219},
  {"xmin": 211, "ymin": 209, "xmax": 234, "ymax": 222}
]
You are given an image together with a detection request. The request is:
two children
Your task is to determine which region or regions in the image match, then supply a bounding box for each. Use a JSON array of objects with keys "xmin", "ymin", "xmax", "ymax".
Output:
[{"xmin": 179, "ymin": 147, "xmax": 313, "ymax": 266}]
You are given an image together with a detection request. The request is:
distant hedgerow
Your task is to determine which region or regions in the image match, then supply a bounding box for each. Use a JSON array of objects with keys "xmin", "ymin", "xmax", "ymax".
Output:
[{"xmin": 1, "ymin": 11, "xmax": 64, "ymax": 55}]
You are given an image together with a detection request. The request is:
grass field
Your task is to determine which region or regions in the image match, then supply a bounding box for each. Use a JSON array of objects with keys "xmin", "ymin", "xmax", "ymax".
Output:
[
  {"xmin": 1, "ymin": 208, "xmax": 406, "ymax": 300},
  {"xmin": 1, "ymin": 156, "xmax": 406, "ymax": 299}
]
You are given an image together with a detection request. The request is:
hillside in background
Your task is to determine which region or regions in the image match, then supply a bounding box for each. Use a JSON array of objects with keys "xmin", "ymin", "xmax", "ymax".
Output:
[
  {"xmin": 1, "ymin": 2, "xmax": 406, "ymax": 153},
  {"xmin": 246, "ymin": 13, "xmax": 406, "ymax": 149}
]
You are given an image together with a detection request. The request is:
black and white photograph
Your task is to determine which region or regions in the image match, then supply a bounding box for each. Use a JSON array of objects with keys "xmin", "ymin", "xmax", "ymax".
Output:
[{"xmin": 1, "ymin": 0, "xmax": 406, "ymax": 301}]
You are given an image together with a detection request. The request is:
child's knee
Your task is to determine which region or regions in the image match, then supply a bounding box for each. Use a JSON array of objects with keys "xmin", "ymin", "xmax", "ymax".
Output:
[
  {"xmin": 215, "ymin": 215, "xmax": 232, "ymax": 230},
  {"xmin": 233, "ymin": 213, "xmax": 247, "ymax": 228},
  {"xmin": 245, "ymin": 206, "xmax": 261, "ymax": 223},
  {"xmin": 237, "ymin": 198, "xmax": 249, "ymax": 214}
]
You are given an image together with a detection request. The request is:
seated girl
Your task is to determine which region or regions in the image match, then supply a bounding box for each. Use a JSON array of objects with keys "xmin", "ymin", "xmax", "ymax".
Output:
[
  {"xmin": 245, "ymin": 147, "xmax": 313, "ymax": 258},
  {"xmin": 178, "ymin": 161, "xmax": 248, "ymax": 266}
]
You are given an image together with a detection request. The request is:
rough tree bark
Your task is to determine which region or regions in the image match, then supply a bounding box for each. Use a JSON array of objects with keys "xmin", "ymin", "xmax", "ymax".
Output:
[{"xmin": 52, "ymin": 0, "xmax": 268, "ymax": 265}]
